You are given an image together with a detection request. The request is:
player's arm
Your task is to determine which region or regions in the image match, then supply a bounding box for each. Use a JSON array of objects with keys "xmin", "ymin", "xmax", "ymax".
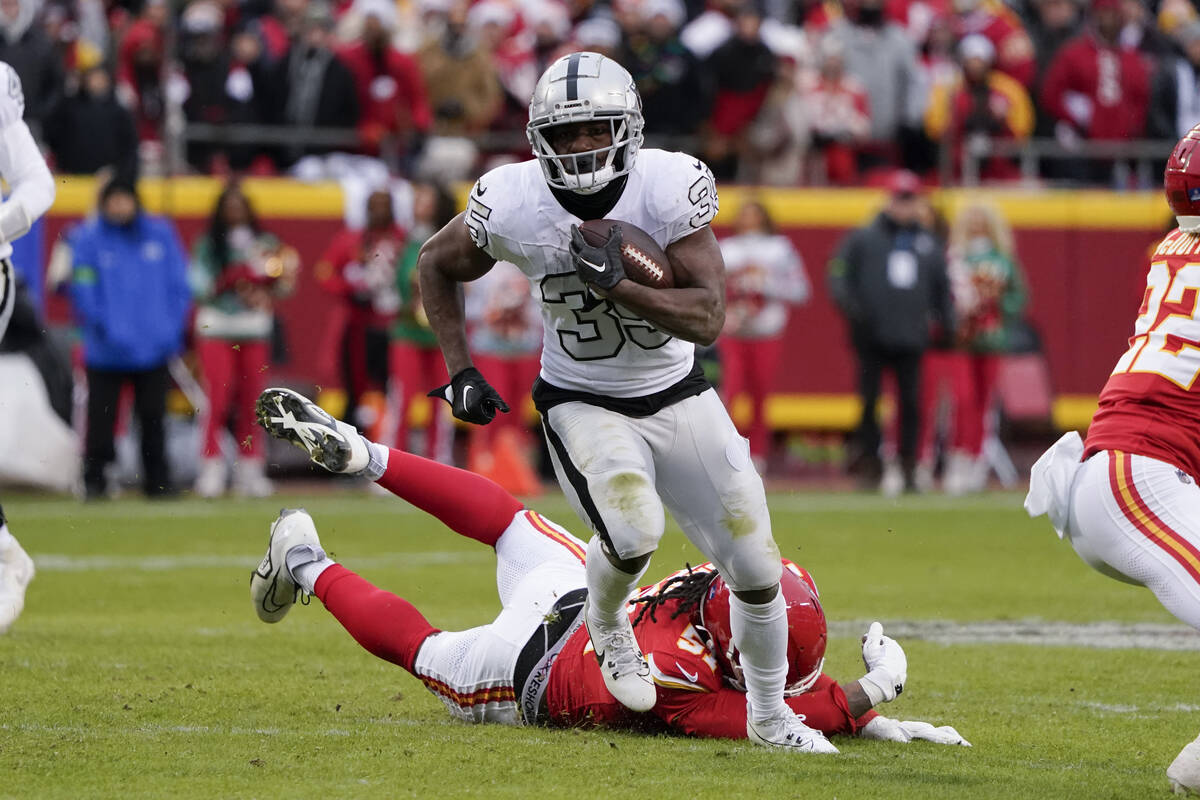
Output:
[
  {"xmin": 0, "ymin": 114, "xmax": 54, "ymax": 246},
  {"xmin": 652, "ymin": 677, "xmax": 864, "ymax": 739},
  {"xmin": 603, "ymin": 226, "xmax": 726, "ymax": 346},
  {"xmin": 416, "ymin": 212, "xmax": 496, "ymax": 375},
  {"xmin": 417, "ymin": 212, "xmax": 512, "ymax": 425}
]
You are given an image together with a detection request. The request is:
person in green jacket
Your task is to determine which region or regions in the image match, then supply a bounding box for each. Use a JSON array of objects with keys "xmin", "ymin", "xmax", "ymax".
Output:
[
  {"xmin": 388, "ymin": 181, "xmax": 457, "ymax": 462},
  {"xmin": 940, "ymin": 200, "xmax": 1028, "ymax": 494},
  {"xmin": 190, "ymin": 182, "xmax": 296, "ymax": 498}
]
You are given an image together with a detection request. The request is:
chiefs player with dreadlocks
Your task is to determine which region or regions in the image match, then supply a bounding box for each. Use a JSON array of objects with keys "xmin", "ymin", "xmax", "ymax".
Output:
[{"xmin": 249, "ymin": 387, "xmax": 968, "ymax": 747}]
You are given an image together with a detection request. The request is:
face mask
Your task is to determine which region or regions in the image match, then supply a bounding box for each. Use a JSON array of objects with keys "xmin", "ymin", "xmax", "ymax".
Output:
[
  {"xmin": 229, "ymin": 225, "xmax": 255, "ymax": 252},
  {"xmin": 967, "ymin": 235, "xmax": 992, "ymax": 256}
]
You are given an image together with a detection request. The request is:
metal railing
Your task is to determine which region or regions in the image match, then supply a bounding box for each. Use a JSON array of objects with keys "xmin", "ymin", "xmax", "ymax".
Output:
[
  {"xmin": 177, "ymin": 121, "xmax": 1178, "ymax": 189},
  {"xmin": 956, "ymin": 137, "xmax": 1176, "ymax": 187}
]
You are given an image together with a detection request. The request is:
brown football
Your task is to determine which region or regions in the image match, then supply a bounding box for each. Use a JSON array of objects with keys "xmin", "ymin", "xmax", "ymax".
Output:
[{"xmin": 578, "ymin": 219, "xmax": 676, "ymax": 289}]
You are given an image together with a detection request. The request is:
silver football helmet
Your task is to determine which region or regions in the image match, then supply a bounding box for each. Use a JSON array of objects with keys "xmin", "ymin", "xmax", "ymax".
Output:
[{"xmin": 526, "ymin": 52, "xmax": 644, "ymax": 195}]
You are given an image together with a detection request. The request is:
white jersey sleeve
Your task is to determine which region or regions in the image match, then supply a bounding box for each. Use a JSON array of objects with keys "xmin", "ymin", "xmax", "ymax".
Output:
[
  {"xmin": 463, "ymin": 164, "xmax": 527, "ymax": 264},
  {"xmin": 645, "ymin": 151, "xmax": 719, "ymax": 246},
  {"xmin": 0, "ymin": 63, "xmax": 53, "ymax": 258},
  {"xmin": 0, "ymin": 63, "xmax": 24, "ymax": 128}
]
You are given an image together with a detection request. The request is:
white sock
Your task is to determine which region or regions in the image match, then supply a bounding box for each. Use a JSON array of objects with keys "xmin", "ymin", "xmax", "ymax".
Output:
[
  {"xmin": 730, "ymin": 591, "xmax": 789, "ymax": 723},
  {"xmin": 363, "ymin": 441, "xmax": 389, "ymax": 481},
  {"xmin": 285, "ymin": 544, "xmax": 335, "ymax": 594},
  {"xmin": 585, "ymin": 536, "xmax": 647, "ymax": 627}
]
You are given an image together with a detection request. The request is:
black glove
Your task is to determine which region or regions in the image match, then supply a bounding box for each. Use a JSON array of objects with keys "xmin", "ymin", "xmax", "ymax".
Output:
[
  {"xmin": 427, "ymin": 366, "xmax": 510, "ymax": 425},
  {"xmin": 569, "ymin": 223, "xmax": 626, "ymax": 292}
]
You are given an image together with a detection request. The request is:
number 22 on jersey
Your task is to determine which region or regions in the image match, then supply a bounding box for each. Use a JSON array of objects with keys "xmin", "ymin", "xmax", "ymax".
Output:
[{"xmin": 1112, "ymin": 261, "xmax": 1200, "ymax": 389}]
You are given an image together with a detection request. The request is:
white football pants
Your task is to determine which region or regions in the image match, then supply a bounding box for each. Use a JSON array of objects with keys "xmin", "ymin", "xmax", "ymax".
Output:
[
  {"xmin": 0, "ymin": 257, "xmax": 13, "ymax": 344},
  {"xmin": 412, "ymin": 509, "xmax": 586, "ymax": 725},
  {"xmin": 1030, "ymin": 435, "xmax": 1200, "ymax": 630},
  {"xmin": 541, "ymin": 388, "xmax": 782, "ymax": 592}
]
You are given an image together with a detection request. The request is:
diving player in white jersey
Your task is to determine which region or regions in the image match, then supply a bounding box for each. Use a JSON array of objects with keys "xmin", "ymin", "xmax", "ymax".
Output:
[
  {"xmin": 417, "ymin": 52, "xmax": 838, "ymax": 753},
  {"xmin": 0, "ymin": 61, "xmax": 57, "ymax": 633}
]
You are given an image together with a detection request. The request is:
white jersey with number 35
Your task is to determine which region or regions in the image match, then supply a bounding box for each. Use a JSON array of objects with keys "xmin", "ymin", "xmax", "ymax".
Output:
[{"xmin": 464, "ymin": 149, "xmax": 718, "ymax": 398}]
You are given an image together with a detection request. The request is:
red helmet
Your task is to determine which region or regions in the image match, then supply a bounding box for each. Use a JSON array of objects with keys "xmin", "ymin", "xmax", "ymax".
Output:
[
  {"xmin": 1165, "ymin": 122, "xmax": 1200, "ymax": 233},
  {"xmin": 699, "ymin": 560, "xmax": 827, "ymax": 696}
]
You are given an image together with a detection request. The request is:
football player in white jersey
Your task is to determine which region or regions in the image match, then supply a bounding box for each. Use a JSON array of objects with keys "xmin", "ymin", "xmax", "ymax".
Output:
[
  {"xmin": 0, "ymin": 60, "xmax": 56, "ymax": 634},
  {"xmin": 418, "ymin": 52, "xmax": 836, "ymax": 753}
]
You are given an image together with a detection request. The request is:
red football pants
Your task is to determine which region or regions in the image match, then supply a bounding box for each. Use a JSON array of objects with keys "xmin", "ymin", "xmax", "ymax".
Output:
[
  {"xmin": 196, "ymin": 337, "xmax": 270, "ymax": 458},
  {"xmin": 311, "ymin": 446, "xmax": 526, "ymax": 671},
  {"xmin": 719, "ymin": 335, "xmax": 783, "ymax": 459}
]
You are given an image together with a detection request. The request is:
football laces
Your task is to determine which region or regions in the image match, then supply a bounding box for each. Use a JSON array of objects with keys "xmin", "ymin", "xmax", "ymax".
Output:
[{"xmin": 622, "ymin": 244, "xmax": 664, "ymax": 281}]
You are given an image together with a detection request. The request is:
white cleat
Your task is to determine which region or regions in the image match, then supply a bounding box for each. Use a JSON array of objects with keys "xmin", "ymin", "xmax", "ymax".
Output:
[
  {"xmin": 250, "ymin": 509, "xmax": 324, "ymax": 623},
  {"xmin": 1168, "ymin": 735, "xmax": 1200, "ymax": 796},
  {"xmin": 0, "ymin": 534, "xmax": 34, "ymax": 634},
  {"xmin": 194, "ymin": 457, "xmax": 227, "ymax": 498},
  {"xmin": 584, "ymin": 599, "xmax": 656, "ymax": 712},
  {"xmin": 747, "ymin": 710, "xmax": 840, "ymax": 754},
  {"xmin": 256, "ymin": 388, "xmax": 369, "ymax": 474}
]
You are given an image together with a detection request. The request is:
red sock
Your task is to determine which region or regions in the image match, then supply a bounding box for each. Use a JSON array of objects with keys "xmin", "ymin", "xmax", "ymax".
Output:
[
  {"xmin": 376, "ymin": 448, "xmax": 524, "ymax": 548},
  {"xmin": 314, "ymin": 565, "xmax": 440, "ymax": 673}
]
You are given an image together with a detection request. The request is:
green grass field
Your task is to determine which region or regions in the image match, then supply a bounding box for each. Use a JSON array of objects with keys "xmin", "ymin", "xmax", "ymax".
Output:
[{"xmin": 1, "ymin": 488, "xmax": 1196, "ymax": 799}]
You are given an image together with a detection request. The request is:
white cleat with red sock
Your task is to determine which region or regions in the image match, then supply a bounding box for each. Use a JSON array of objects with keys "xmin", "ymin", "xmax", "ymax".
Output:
[
  {"xmin": 256, "ymin": 388, "xmax": 369, "ymax": 474},
  {"xmin": 250, "ymin": 509, "xmax": 325, "ymax": 623}
]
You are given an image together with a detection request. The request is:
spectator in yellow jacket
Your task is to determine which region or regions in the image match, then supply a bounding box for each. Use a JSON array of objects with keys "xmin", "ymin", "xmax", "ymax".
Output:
[{"xmin": 925, "ymin": 34, "xmax": 1034, "ymax": 182}]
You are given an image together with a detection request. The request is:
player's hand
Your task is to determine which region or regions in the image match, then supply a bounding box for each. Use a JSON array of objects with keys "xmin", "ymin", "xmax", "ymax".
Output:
[
  {"xmin": 860, "ymin": 716, "xmax": 971, "ymax": 747},
  {"xmin": 427, "ymin": 366, "xmax": 510, "ymax": 425},
  {"xmin": 569, "ymin": 224, "xmax": 626, "ymax": 292},
  {"xmin": 860, "ymin": 621, "xmax": 907, "ymax": 703}
]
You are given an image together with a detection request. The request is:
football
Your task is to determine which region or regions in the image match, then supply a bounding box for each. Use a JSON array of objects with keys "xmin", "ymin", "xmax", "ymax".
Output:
[{"xmin": 578, "ymin": 218, "xmax": 676, "ymax": 289}]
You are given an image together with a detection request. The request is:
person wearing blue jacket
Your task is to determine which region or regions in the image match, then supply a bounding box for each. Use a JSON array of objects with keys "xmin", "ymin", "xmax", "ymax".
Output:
[{"xmin": 70, "ymin": 176, "xmax": 191, "ymax": 499}]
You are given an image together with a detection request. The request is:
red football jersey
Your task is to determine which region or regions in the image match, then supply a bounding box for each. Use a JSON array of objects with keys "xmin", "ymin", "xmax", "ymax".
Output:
[
  {"xmin": 1085, "ymin": 228, "xmax": 1200, "ymax": 480},
  {"xmin": 544, "ymin": 564, "xmax": 874, "ymax": 737}
]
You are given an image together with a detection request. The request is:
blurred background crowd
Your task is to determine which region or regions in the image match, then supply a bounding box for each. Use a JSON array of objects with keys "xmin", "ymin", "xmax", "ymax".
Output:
[
  {"xmin": 0, "ymin": 0, "xmax": 1178, "ymax": 502},
  {"xmin": 13, "ymin": 0, "xmax": 1200, "ymax": 186}
]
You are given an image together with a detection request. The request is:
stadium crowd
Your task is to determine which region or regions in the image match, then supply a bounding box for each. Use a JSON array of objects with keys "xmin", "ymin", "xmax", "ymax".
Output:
[{"xmin": 6, "ymin": 0, "xmax": 1198, "ymax": 185}]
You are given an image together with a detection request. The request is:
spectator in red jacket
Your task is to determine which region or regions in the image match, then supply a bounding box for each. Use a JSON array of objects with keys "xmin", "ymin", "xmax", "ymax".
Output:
[
  {"xmin": 115, "ymin": 0, "xmax": 167, "ymax": 146},
  {"xmin": 315, "ymin": 188, "xmax": 405, "ymax": 433},
  {"xmin": 703, "ymin": 2, "xmax": 777, "ymax": 179},
  {"xmin": 337, "ymin": 0, "xmax": 432, "ymax": 160},
  {"xmin": 1040, "ymin": 0, "xmax": 1150, "ymax": 182},
  {"xmin": 800, "ymin": 38, "xmax": 871, "ymax": 184},
  {"xmin": 953, "ymin": 0, "xmax": 1037, "ymax": 88}
]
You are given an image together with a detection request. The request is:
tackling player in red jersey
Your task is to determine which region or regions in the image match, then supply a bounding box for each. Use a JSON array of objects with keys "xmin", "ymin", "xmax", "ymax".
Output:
[
  {"xmin": 251, "ymin": 387, "xmax": 968, "ymax": 747},
  {"xmin": 1026, "ymin": 121, "xmax": 1200, "ymax": 796}
]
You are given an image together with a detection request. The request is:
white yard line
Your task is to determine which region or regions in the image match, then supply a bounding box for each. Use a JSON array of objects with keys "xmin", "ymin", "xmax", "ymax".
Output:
[{"xmin": 828, "ymin": 619, "xmax": 1200, "ymax": 650}]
